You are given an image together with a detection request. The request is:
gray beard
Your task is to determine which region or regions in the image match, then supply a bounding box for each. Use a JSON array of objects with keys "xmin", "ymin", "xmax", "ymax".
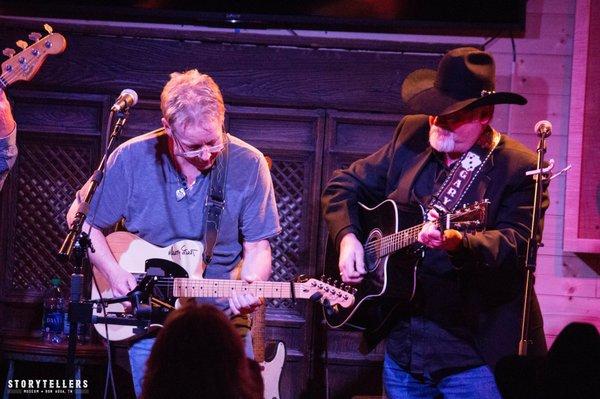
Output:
[{"xmin": 429, "ymin": 129, "xmax": 455, "ymax": 153}]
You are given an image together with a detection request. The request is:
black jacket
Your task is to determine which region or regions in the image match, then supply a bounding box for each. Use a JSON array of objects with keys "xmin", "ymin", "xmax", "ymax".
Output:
[{"xmin": 321, "ymin": 114, "xmax": 549, "ymax": 367}]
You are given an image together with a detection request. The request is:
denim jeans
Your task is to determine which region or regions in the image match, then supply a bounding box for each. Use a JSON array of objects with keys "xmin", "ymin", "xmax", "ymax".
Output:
[
  {"xmin": 128, "ymin": 331, "xmax": 254, "ymax": 398},
  {"xmin": 383, "ymin": 352, "xmax": 502, "ymax": 399}
]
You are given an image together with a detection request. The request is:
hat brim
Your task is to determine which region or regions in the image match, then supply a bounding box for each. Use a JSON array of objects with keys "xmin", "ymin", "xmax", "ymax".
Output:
[{"xmin": 402, "ymin": 68, "xmax": 527, "ymax": 116}]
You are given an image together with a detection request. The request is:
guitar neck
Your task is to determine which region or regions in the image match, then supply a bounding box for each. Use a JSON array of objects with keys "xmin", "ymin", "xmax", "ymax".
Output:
[
  {"xmin": 173, "ymin": 278, "xmax": 308, "ymax": 299},
  {"xmin": 376, "ymin": 221, "xmax": 431, "ymax": 257},
  {"xmin": 252, "ymin": 305, "xmax": 267, "ymax": 363}
]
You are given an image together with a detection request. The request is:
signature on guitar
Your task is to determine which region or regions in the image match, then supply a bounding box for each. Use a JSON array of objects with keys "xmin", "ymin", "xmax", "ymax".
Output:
[{"xmin": 168, "ymin": 246, "xmax": 199, "ymax": 256}]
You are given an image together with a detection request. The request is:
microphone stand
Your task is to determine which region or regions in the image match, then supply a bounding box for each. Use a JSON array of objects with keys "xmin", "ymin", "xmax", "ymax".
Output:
[
  {"xmin": 518, "ymin": 126, "xmax": 550, "ymax": 356},
  {"xmin": 57, "ymin": 108, "xmax": 130, "ymax": 384}
]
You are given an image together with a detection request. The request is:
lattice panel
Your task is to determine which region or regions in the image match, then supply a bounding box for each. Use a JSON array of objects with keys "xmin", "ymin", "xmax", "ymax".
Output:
[
  {"xmin": 269, "ymin": 159, "xmax": 306, "ymax": 308},
  {"xmin": 9, "ymin": 136, "xmax": 95, "ymax": 291}
]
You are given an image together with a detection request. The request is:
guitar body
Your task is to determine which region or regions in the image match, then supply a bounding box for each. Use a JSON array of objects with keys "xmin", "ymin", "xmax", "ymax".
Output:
[
  {"xmin": 324, "ymin": 200, "xmax": 423, "ymax": 330},
  {"xmin": 252, "ymin": 305, "xmax": 285, "ymax": 399},
  {"xmin": 91, "ymin": 231, "xmax": 205, "ymax": 341},
  {"xmin": 261, "ymin": 341, "xmax": 286, "ymax": 399}
]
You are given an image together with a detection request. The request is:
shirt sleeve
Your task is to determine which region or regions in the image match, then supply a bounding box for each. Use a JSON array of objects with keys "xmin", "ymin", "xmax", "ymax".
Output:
[
  {"xmin": 0, "ymin": 124, "xmax": 17, "ymax": 191},
  {"xmin": 86, "ymin": 145, "xmax": 132, "ymax": 229},
  {"xmin": 239, "ymin": 154, "xmax": 281, "ymax": 242}
]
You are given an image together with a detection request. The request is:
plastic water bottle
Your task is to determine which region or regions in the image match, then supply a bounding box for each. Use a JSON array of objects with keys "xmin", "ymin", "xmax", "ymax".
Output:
[
  {"xmin": 42, "ymin": 277, "xmax": 65, "ymax": 344},
  {"xmin": 63, "ymin": 300, "xmax": 90, "ymax": 343}
]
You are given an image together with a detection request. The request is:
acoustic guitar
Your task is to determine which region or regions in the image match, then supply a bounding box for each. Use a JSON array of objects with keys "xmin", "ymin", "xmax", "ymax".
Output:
[{"xmin": 323, "ymin": 199, "xmax": 488, "ymax": 333}]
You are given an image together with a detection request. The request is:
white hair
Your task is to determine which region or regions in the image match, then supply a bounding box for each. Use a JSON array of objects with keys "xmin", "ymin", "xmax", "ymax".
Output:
[{"xmin": 160, "ymin": 69, "xmax": 225, "ymax": 132}]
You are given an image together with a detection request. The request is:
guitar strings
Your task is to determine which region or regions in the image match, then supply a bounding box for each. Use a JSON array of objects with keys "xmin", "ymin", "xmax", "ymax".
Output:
[{"xmin": 362, "ymin": 210, "xmax": 477, "ymax": 257}]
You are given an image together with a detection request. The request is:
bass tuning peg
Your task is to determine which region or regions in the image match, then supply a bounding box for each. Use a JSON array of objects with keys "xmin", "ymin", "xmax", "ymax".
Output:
[
  {"xmin": 16, "ymin": 40, "xmax": 28, "ymax": 50},
  {"xmin": 29, "ymin": 32, "xmax": 42, "ymax": 42},
  {"xmin": 2, "ymin": 48, "xmax": 16, "ymax": 58}
]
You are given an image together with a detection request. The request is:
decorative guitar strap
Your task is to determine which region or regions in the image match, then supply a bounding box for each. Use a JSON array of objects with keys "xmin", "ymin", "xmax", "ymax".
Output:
[
  {"xmin": 202, "ymin": 134, "xmax": 230, "ymax": 265},
  {"xmin": 428, "ymin": 128, "xmax": 500, "ymax": 213}
]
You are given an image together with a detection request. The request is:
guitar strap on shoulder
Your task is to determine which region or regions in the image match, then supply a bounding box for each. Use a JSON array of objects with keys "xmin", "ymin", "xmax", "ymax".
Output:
[
  {"xmin": 428, "ymin": 128, "xmax": 500, "ymax": 213},
  {"xmin": 203, "ymin": 135, "xmax": 230, "ymax": 266}
]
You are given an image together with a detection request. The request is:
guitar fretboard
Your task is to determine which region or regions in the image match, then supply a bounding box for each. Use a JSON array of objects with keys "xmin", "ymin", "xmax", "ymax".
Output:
[
  {"xmin": 363, "ymin": 222, "xmax": 428, "ymax": 258},
  {"xmin": 364, "ymin": 206, "xmax": 483, "ymax": 258},
  {"xmin": 172, "ymin": 278, "xmax": 307, "ymax": 299}
]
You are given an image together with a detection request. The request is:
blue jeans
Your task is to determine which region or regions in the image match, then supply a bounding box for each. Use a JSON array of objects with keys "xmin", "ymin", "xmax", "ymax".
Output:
[
  {"xmin": 383, "ymin": 352, "xmax": 502, "ymax": 399},
  {"xmin": 128, "ymin": 331, "xmax": 254, "ymax": 398}
]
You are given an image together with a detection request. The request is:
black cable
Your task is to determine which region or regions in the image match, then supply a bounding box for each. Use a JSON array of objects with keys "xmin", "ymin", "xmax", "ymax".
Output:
[
  {"xmin": 511, "ymin": 34, "xmax": 517, "ymax": 63},
  {"xmin": 482, "ymin": 33, "xmax": 500, "ymax": 50}
]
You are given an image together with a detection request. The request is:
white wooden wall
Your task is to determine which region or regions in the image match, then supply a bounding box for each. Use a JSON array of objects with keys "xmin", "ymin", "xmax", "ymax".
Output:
[{"xmin": 488, "ymin": 0, "xmax": 600, "ymax": 346}]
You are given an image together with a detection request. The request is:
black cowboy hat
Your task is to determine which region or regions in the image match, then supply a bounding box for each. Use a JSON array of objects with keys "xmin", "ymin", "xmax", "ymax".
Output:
[{"xmin": 401, "ymin": 47, "xmax": 527, "ymax": 116}]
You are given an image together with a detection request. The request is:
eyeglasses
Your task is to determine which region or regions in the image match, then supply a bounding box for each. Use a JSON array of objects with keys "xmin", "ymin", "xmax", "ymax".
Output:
[{"xmin": 171, "ymin": 132, "xmax": 226, "ymax": 159}]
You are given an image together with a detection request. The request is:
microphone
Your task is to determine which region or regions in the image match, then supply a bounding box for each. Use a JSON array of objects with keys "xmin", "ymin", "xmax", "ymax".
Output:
[
  {"xmin": 111, "ymin": 89, "xmax": 138, "ymax": 113},
  {"xmin": 534, "ymin": 120, "xmax": 552, "ymax": 137}
]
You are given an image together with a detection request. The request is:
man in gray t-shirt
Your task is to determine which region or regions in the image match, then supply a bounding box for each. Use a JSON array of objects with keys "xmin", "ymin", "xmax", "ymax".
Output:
[{"xmin": 69, "ymin": 70, "xmax": 280, "ymax": 397}]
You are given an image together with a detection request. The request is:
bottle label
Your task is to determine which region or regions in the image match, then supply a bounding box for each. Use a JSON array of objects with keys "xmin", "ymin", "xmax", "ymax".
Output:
[{"xmin": 44, "ymin": 311, "xmax": 64, "ymax": 333}]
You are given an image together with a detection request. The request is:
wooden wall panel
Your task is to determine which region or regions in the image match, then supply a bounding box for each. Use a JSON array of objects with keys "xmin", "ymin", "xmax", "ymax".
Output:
[
  {"xmin": 487, "ymin": 0, "xmax": 600, "ymax": 347},
  {"xmin": 0, "ymin": 24, "xmax": 440, "ymax": 115}
]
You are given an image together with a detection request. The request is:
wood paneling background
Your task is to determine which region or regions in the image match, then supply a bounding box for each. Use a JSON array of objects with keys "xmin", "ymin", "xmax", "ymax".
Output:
[
  {"xmin": 488, "ymin": 0, "xmax": 600, "ymax": 346},
  {"xmin": 0, "ymin": 0, "xmax": 598, "ymax": 397}
]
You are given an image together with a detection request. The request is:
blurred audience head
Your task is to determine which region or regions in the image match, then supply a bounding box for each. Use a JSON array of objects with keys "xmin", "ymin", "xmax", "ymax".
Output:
[
  {"xmin": 141, "ymin": 304, "xmax": 263, "ymax": 399},
  {"xmin": 542, "ymin": 321, "xmax": 600, "ymax": 399}
]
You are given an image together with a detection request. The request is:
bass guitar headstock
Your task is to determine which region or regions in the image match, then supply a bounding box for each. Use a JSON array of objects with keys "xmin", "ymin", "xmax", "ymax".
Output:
[{"xmin": 1, "ymin": 24, "xmax": 66, "ymax": 89}]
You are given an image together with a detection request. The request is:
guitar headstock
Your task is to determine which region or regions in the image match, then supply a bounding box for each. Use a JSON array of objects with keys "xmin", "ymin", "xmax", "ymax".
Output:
[
  {"xmin": 449, "ymin": 199, "xmax": 490, "ymax": 232},
  {"xmin": 299, "ymin": 276, "xmax": 356, "ymax": 309},
  {"xmin": 1, "ymin": 25, "xmax": 66, "ymax": 88}
]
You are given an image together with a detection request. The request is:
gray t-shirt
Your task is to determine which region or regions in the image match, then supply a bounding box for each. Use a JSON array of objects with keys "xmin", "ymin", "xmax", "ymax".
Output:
[{"xmin": 87, "ymin": 129, "xmax": 281, "ymax": 280}]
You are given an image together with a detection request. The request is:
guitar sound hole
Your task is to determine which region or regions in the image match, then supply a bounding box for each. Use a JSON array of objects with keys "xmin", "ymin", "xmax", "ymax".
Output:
[{"xmin": 364, "ymin": 229, "xmax": 383, "ymax": 272}]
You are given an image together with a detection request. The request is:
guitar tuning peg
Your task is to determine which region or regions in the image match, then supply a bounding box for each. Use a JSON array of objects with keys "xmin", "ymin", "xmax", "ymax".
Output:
[
  {"xmin": 29, "ymin": 32, "xmax": 42, "ymax": 42},
  {"xmin": 44, "ymin": 24, "xmax": 54, "ymax": 34},
  {"xmin": 16, "ymin": 40, "xmax": 28, "ymax": 50},
  {"xmin": 2, "ymin": 48, "xmax": 16, "ymax": 58}
]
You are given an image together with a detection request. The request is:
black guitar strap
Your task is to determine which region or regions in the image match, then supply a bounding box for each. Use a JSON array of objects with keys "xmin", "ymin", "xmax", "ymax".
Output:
[
  {"xmin": 203, "ymin": 135, "xmax": 229, "ymax": 265},
  {"xmin": 428, "ymin": 128, "xmax": 500, "ymax": 213}
]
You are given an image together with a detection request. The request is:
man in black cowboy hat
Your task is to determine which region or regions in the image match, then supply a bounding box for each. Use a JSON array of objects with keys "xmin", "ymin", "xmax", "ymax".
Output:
[{"xmin": 322, "ymin": 47, "xmax": 548, "ymax": 398}]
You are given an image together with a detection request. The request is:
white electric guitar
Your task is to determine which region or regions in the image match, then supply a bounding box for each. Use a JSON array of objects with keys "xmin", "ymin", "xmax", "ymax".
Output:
[
  {"xmin": 252, "ymin": 305, "xmax": 285, "ymax": 399},
  {"xmin": 91, "ymin": 232, "xmax": 355, "ymax": 341}
]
